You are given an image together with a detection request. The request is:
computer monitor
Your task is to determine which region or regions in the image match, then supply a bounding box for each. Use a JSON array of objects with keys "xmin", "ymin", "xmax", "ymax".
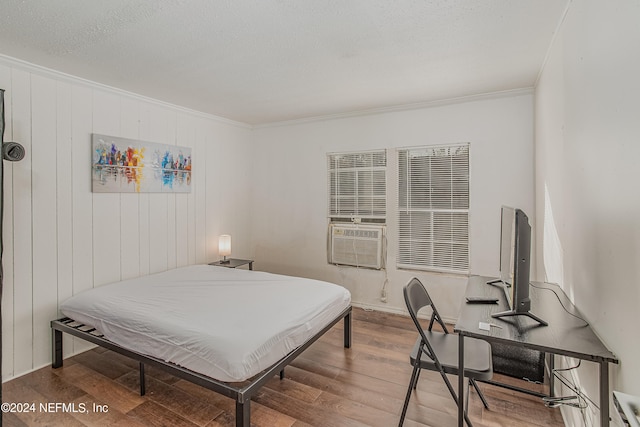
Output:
[{"xmin": 487, "ymin": 206, "xmax": 547, "ymax": 326}]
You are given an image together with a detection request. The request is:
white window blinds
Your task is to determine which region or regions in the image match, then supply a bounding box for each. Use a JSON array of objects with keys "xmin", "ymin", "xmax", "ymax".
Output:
[
  {"xmin": 328, "ymin": 150, "xmax": 386, "ymax": 221},
  {"xmin": 397, "ymin": 144, "xmax": 469, "ymax": 273}
]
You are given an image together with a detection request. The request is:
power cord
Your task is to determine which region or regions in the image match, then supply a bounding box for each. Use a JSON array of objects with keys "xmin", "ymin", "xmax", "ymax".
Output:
[
  {"xmin": 380, "ymin": 231, "xmax": 388, "ymax": 302},
  {"xmin": 380, "ymin": 278, "xmax": 388, "ymax": 303},
  {"xmin": 529, "ymin": 282, "xmax": 589, "ymax": 326},
  {"xmin": 543, "ymin": 395, "xmax": 584, "ymax": 409},
  {"xmin": 543, "ymin": 359, "xmax": 596, "ymax": 427}
]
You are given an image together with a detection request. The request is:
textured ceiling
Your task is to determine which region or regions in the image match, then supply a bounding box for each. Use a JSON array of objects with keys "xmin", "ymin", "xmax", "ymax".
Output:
[{"xmin": 0, "ymin": 0, "xmax": 568, "ymax": 125}]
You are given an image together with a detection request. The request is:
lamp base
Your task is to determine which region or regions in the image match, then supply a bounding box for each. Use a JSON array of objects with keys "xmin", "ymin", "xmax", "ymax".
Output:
[{"xmin": 219, "ymin": 257, "xmax": 230, "ymax": 264}]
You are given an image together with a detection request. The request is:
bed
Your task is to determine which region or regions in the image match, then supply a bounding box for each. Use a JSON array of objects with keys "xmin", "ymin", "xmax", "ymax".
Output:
[{"xmin": 51, "ymin": 264, "xmax": 352, "ymax": 427}]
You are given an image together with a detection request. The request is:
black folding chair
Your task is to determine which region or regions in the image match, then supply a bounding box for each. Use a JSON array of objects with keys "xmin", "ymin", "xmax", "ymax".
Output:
[{"xmin": 399, "ymin": 278, "xmax": 493, "ymax": 427}]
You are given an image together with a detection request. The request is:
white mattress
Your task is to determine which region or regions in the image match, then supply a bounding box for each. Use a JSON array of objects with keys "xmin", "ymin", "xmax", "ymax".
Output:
[{"xmin": 60, "ymin": 265, "xmax": 351, "ymax": 382}]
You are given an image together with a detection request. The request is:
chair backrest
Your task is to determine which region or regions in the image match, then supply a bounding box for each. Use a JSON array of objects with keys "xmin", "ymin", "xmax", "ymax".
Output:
[{"xmin": 403, "ymin": 277, "xmax": 449, "ymax": 334}]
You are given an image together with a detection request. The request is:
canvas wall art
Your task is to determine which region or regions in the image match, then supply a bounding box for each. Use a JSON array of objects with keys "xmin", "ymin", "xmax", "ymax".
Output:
[{"xmin": 92, "ymin": 134, "xmax": 192, "ymax": 193}]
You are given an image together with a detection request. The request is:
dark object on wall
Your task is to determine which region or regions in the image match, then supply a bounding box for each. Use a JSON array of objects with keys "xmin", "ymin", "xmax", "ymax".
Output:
[
  {"xmin": 1, "ymin": 88, "xmax": 26, "ymax": 427},
  {"xmin": 491, "ymin": 342, "xmax": 545, "ymax": 383},
  {"xmin": 3, "ymin": 141, "xmax": 25, "ymax": 162}
]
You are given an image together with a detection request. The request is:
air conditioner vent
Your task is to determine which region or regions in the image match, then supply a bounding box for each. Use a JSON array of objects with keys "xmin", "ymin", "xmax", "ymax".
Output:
[{"xmin": 329, "ymin": 224, "xmax": 385, "ymax": 269}]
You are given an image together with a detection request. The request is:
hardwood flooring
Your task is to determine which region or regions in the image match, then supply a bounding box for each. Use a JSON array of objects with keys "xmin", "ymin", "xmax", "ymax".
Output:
[{"xmin": 2, "ymin": 308, "xmax": 564, "ymax": 426}]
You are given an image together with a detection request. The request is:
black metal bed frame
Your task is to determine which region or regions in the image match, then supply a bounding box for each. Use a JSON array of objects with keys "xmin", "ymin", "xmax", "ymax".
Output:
[{"xmin": 51, "ymin": 305, "xmax": 352, "ymax": 427}]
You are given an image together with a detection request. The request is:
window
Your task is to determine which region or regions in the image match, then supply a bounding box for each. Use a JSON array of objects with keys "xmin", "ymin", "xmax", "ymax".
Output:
[
  {"xmin": 397, "ymin": 144, "xmax": 469, "ymax": 273},
  {"xmin": 328, "ymin": 150, "xmax": 386, "ymax": 222}
]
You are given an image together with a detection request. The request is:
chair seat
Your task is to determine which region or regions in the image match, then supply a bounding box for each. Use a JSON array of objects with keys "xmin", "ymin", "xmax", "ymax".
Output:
[{"xmin": 410, "ymin": 331, "xmax": 493, "ymax": 381}]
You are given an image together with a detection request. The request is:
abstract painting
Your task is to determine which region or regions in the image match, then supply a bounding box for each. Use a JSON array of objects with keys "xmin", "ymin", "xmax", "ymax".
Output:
[{"xmin": 92, "ymin": 134, "xmax": 192, "ymax": 193}]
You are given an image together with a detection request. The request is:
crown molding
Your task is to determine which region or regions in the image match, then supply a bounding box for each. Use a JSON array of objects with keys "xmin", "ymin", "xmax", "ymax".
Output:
[{"xmin": 254, "ymin": 87, "xmax": 534, "ymax": 130}]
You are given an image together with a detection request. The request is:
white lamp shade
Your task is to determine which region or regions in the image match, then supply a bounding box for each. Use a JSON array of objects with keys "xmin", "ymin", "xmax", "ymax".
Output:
[{"xmin": 219, "ymin": 234, "xmax": 232, "ymax": 257}]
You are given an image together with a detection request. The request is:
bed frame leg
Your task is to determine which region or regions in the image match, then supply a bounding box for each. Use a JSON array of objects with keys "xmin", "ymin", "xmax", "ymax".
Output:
[
  {"xmin": 279, "ymin": 368, "xmax": 285, "ymax": 380},
  {"xmin": 52, "ymin": 329, "xmax": 63, "ymax": 368},
  {"xmin": 139, "ymin": 362, "xmax": 146, "ymax": 396},
  {"xmin": 344, "ymin": 311, "xmax": 352, "ymax": 348},
  {"xmin": 236, "ymin": 399, "xmax": 250, "ymax": 427}
]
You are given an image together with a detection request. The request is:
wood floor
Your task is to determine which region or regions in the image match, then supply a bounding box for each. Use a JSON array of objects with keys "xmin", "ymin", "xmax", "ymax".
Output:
[{"xmin": 2, "ymin": 308, "xmax": 564, "ymax": 426}]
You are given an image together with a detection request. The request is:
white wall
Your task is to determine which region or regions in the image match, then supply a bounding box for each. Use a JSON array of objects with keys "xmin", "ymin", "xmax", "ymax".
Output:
[
  {"xmin": 535, "ymin": 0, "xmax": 640, "ymax": 425},
  {"xmin": 0, "ymin": 57, "xmax": 254, "ymax": 381},
  {"xmin": 250, "ymin": 92, "xmax": 535, "ymax": 321}
]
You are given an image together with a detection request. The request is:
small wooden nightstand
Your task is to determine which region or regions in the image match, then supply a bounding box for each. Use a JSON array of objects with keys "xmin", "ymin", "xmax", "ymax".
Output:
[{"xmin": 208, "ymin": 258, "xmax": 254, "ymax": 270}]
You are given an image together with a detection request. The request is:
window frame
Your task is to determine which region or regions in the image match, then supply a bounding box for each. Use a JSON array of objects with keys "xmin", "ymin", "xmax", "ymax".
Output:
[
  {"xmin": 327, "ymin": 149, "xmax": 387, "ymax": 224},
  {"xmin": 396, "ymin": 143, "xmax": 470, "ymax": 274}
]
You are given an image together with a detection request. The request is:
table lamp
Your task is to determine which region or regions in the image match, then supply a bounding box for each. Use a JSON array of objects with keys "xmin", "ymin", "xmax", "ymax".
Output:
[{"xmin": 219, "ymin": 234, "xmax": 231, "ymax": 263}]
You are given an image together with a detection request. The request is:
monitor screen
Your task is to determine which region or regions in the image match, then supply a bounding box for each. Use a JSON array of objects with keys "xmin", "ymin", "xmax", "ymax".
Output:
[
  {"xmin": 492, "ymin": 206, "xmax": 546, "ymax": 325},
  {"xmin": 498, "ymin": 206, "xmax": 532, "ymax": 311}
]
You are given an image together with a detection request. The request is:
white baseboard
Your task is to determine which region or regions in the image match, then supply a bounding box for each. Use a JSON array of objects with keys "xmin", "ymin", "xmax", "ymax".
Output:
[{"xmin": 351, "ymin": 301, "xmax": 457, "ymax": 325}]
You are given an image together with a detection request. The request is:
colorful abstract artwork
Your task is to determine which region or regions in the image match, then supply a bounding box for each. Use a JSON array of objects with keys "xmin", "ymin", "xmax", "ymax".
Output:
[{"xmin": 92, "ymin": 134, "xmax": 192, "ymax": 193}]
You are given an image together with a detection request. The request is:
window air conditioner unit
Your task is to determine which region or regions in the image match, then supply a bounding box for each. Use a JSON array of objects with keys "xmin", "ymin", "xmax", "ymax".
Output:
[{"xmin": 329, "ymin": 223, "xmax": 385, "ymax": 269}]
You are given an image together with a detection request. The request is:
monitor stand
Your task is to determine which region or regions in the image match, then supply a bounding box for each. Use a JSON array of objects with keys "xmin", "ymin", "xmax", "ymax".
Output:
[
  {"xmin": 492, "ymin": 309, "xmax": 548, "ymax": 327},
  {"xmin": 486, "ymin": 280, "xmax": 548, "ymax": 326}
]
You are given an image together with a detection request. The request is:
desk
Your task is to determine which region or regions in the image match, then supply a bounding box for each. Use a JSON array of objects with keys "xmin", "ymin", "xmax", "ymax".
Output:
[{"xmin": 454, "ymin": 276, "xmax": 618, "ymax": 427}]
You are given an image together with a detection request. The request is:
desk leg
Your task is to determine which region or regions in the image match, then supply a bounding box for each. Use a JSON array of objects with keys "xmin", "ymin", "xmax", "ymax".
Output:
[
  {"xmin": 600, "ymin": 361, "xmax": 610, "ymax": 427},
  {"xmin": 458, "ymin": 333, "xmax": 465, "ymax": 427},
  {"xmin": 548, "ymin": 353, "xmax": 555, "ymax": 397}
]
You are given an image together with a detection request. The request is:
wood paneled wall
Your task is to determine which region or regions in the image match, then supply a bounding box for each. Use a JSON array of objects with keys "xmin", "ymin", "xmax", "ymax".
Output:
[{"xmin": 0, "ymin": 60, "xmax": 253, "ymax": 381}]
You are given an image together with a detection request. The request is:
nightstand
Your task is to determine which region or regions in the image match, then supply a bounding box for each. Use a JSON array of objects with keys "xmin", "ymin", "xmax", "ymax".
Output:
[{"xmin": 208, "ymin": 258, "xmax": 254, "ymax": 270}]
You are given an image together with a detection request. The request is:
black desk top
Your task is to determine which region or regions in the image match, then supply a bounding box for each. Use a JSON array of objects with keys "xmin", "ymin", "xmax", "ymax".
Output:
[{"xmin": 454, "ymin": 276, "xmax": 618, "ymax": 363}]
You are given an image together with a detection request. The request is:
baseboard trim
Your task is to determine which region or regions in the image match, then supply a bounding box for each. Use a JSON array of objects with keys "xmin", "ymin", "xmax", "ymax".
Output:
[{"xmin": 351, "ymin": 301, "xmax": 457, "ymax": 325}]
